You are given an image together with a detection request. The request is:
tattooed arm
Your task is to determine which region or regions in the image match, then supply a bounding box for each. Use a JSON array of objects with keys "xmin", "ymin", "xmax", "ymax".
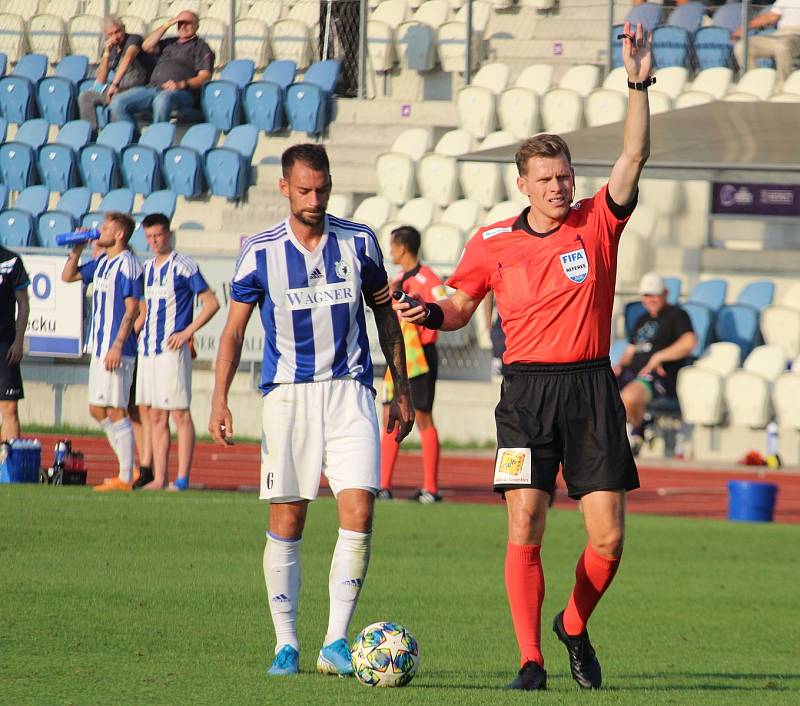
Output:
[{"xmin": 104, "ymin": 296, "xmax": 139, "ymax": 371}]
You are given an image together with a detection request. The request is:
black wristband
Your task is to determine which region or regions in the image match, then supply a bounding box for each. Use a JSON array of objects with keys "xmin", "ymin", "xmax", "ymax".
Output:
[
  {"xmin": 423, "ymin": 302, "xmax": 444, "ymax": 330},
  {"xmin": 627, "ymin": 76, "xmax": 656, "ymax": 91}
]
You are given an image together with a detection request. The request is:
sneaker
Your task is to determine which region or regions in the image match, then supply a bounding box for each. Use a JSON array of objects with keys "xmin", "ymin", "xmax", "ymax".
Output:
[
  {"xmin": 133, "ymin": 466, "xmax": 153, "ymax": 489},
  {"xmin": 268, "ymin": 645, "xmax": 299, "ymax": 676},
  {"xmin": 376, "ymin": 488, "xmax": 393, "ymax": 500},
  {"xmin": 506, "ymin": 661, "xmax": 547, "ymax": 690},
  {"xmin": 172, "ymin": 476, "xmax": 190, "ymax": 491},
  {"xmin": 552, "ymin": 611, "xmax": 602, "ymax": 689},
  {"xmin": 414, "ymin": 489, "xmax": 442, "ymax": 504},
  {"xmin": 94, "ymin": 477, "xmax": 133, "ymax": 493},
  {"xmin": 316, "ymin": 638, "xmax": 354, "ymax": 676}
]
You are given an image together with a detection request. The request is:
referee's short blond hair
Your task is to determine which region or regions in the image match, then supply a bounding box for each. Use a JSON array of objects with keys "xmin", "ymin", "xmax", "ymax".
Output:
[{"xmin": 515, "ymin": 134, "xmax": 572, "ymax": 175}]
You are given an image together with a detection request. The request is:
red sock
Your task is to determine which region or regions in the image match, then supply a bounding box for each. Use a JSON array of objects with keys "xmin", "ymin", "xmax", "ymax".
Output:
[
  {"xmin": 379, "ymin": 431, "xmax": 400, "ymax": 489},
  {"xmin": 505, "ymin": 542, "xmax": 545, "ymax": 667},
  {"xmin": 420, "ymin": 426, "xmax": 439, "ymax": 494},
  {"xmin": 562, "ymin": 544, "xmax": 621, "ymax": 636}
]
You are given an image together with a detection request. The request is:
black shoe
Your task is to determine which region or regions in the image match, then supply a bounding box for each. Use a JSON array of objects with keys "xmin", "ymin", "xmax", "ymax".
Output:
[
  {"xmin": 506, "ymin": 661, "xmax": 547, "ymax": 690},
  {"xmin": 376, "ymin": 488, "xmax": 393, "ymax": 500},
  {"xmin": 552, "ymin": 611, "xmax": 602, "ymax": 689},
  {"xmin": 133, "ymin": 466, "xmax": 153, "ymax": 489}
]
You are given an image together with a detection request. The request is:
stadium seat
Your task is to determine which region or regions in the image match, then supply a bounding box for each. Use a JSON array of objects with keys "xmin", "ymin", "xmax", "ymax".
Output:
[
  {"xmin": 438, "ymin": 198, "xmax": 481, "ymax": 235},
  {"xmin": 503, "ymin": 163, "xmax": 528, "ymax": 205},
  {"xmin": 201, "ymin": 59, "xmax": 255, "ymax": 133},
  {"xmin": 625, "ymin": 2, "xmax": 663, "ymax": 31},
  {"xmin": 770, "ymin": 92, "xmax": 800, "ymax": 103},
  {"xmin": 0, "ymin": 184, "xmax": 49, "ymax": 248},
  {"xmin": 0, "ymin": 14, "xmax": 26, "ymax": 64},
  {"xmin": 541, "ymin": 88, "xmax": 583, "ymax": 133},
  {"xmin": 68, "ymin": 14, "xmax": 105, "ymax": 64},
  {"xmin": 687, "ymin": 67, "xmax": 733, "ymax": 99},
  {"xmin": 437, "ymin": 1, "xmax": 492, "ymax": 73},
  {"xmin": 270, "ymin": 18, "xmax": 313, "ymax": 70},
  {"xmin": 37, "ymin": 186, "xmax": 92, "ymax": 248},
  {"xmin": 693, "ymin": 26, "xmax": 733, "ymax": 70},
  {"xmin": 243, "ymin": 60, "xmax": 297, "ymax": 133},
  {"xmin": 121, "ymin": 122, "xmax": 176, "ymax": 196},
  {"xmin": 675, "ymin": 90, "xmax": 714, "ymax": 109},
  {"xmin": 129, "ymin": 189, "xmax": 178, "ymax": 251},
  {"xmin": 79, "ymin": 121, "xmax": 135, "ymax": 194},
  {"xmin": 610, "ymin": 338, "xmax": 628, "ymax": 367},
  {"xmin": 611, "ymin": 23, "xmax": 625, "ymax": 69},
  {"xmin": 782, "ymin": 70, "xmax": 800, "ymax": 96},
  {"xmin": 367, "ymin": 0, "xmax": 410, "ymax": 72},
  {"xmin": 736, "ymin": 280, "xmax": 775, "ymax": 312},
  {"xmin": 36, "ymin": 54, "xmax": 89, "ymax": 126},
  {"xmin": 624, "ymin": 301, "xmax": 646, "ymax": 340},
  {"xmin": 396, "ymin": 0, "xmax": 450, "ymax": 71},
  {"xmin": 557, "ymin": 64, "xmax": 601, "ymax": 98},
  {"xmin": 84, "ymin": 0, "xmax": 121, "ymax": 15},
  {"xmin": 497, "ymin": 87, "xmax": 541, "ymax": 139},
  {"xmin": 0, "ymin": 118, "xmax": 50, "ymax": 191},
  {"xmin": 456, "ymin": 63, "xmax": 510, "ymax": 139},
  {"xmin": 724, "ymin": 345, "xmax": 787, "ymax": 428},
  {"xmin": 0, "ymin": 185, "xmax": 7, "ymax": 210},
  {"xmin": 0, "ymin": 53, "xmax": 6, "ymax": 78},
  {"xmin": 327, "ymin": 192, "xmax": 353, "ymax": 219},
  {"xmin": 513, "ymin": 63, "xmax": 554, "ymax": 96},
  {"xmin": 602, "ymin": 66, "xmax": 630, "ymax": 94},
  {"xmin": 285, "ymin": 60, "xmax": 341, "ymax": 135},
  {"xmin": 484, "ymin": 200, "xmax": 520, "ymax": 224},
  {"xmin": 395, "ymin": 196, "xmax": 437, "ymax": 231},
  {"xmin": 715, "ymin": 304, "xmax": 761, "ymax": 359},
  {"xmin": 422, "ymin": 223, "xmax": 463, "ymax": 269},
  {"xmin": 667, "ymin": 1, "xmax": 706, "ymax": 32},
  {"xmin": 682, "ymin": 301, "xmax": 714, "ymax": 357},
  {"xmin": 652, "ymin": 26, "xmax": 691, "ymax": 68},
  {"xmin": 247, "ymin": 0, "xmax": 284, "ymax": 24},
  {"xmin": 28, "ymin": 14, "xmax": 68, "ymax": 64},
  {"xmin": 712, "ymin": 2, "xmax": 742, "ymax": 33},
  {"xmin": 376, "ymin": 152, "xmax": 417, "ymax": 206},
  {"xmin": 648, "ymin": 89, "xmax": 673, "ymax": 114},
  {"xmin": 0, "ymin": 53, "xmax": 49, "ymax": 124},
  {"xmin": 460, "ymin": 130, "xmax": 516, "ymax": 208},
  {"xmin": 418, "ymin": 129, "xmax": 476, "ymax": 207},
  {"xmin": 204, "ymin": 124, "xmax": 258, "ymax": 201},
  {"xmin": 206, "ymin": 0, "xmax": 245, "ymax": 22},
  {"xmin": 677, "ymin": 342, "xmax": 740, "ymax": 427},
  {"xmin": 81, "ymin": 188, "xmax": 135, "ymax": 229},
  {"xmin": 653, "ymin": 66, "xmax": 689, "ymax": 99},
  {"xmin": 162, "ymin": 123, "xmax": 219, "ymax": 197},
  {"xmin": 233, "ymin": 18, "xmax": 270, "ymax": 70},
  {"xmin": 664, "ymin": 276, "xmax": 682, "ymax": 305},
  {"xmin": 352, "ymin": 195, "xmax": 392, "ymax": 231},
  {"xmin": 37, "ymin": 119, "xmax": 92, "ymax": 193},
  {"xmin": 585, "ymin": 89, "xmax": 627, "ymax": 127},
  {"xmin": 687, "ymin": 278, "xmax": 727, "ymax": 312},
  {"xmin": 773, "ymin": 370, "xmax": 800, "ymax": 429},
  {"xmin": 732, "ymin": 67, "xmax": 777, "ymax": 100},
  {"xmin": 762, "ymin": 305, "xmax": 800, "ymax": 361}
]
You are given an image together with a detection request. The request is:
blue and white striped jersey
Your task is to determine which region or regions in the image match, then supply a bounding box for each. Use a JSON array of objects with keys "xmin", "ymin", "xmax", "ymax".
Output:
[
  {"xmin": 140, "ymin": 251, "xmax": 209, "ymax": 356},
  {"xmin": 231, "ymin": 215, "xmax": 390, "ymax": 394},
  {"xmin": 80, "ymin": 249, "xmax": 144, "ymax": 358}
]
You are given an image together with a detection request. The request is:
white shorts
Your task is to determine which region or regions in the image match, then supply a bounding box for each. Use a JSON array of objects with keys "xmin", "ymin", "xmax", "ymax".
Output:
[
  {"xmin": 260, "ymin": 378, "xmax": 380, "ymax": 502},
  {"xmin": 135, "ymin": 345, "xmax": 192, "ymax": 409},
  {"xmin": 88, "ymin": 354, "xmax": 135, "ymax": 409}
]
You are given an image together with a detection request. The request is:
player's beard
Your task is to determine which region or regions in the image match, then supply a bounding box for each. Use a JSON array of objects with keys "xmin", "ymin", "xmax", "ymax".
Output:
[{"xmin": 295, "ymin": 208, "xmax": 325, "ymax": 227}]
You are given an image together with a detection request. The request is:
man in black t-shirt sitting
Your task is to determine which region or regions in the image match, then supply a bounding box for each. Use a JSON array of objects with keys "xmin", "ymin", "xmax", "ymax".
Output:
[{"xmin": 612, "ymin": 272, "xmax": 697, "ymax": 452}]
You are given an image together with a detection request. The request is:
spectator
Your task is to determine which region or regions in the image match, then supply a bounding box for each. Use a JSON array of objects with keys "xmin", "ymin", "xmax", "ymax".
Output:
[
  {"xmin": 78, "ymin": 17, "xmax": 150, "ymax": 135},
  {"xmin": 0, "ymin": 246, "xmax": 30, "ymax": 441},
  {"xmin": 613, "ymin": 272, "xmax": 696, "ymax": 454},
  {"xmin": 733, "ymin": 0, "xmax": 800, "ymax": 87},
  {"xmin": 109, "ymin": 10, "xmax": 213, "ymax": 130}
]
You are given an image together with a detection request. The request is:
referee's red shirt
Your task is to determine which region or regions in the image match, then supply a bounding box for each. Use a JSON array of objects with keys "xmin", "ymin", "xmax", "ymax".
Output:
[
  {"xmin": 448, "ymin": 186, "xmax": 632, "ymax": 364},
  {"xmin": 392, "ymin": 263, "xmax": 447, "ymax": 346}
]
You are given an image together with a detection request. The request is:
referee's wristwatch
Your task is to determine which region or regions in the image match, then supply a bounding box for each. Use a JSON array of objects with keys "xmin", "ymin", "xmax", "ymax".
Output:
[{"xmin": 627, "ymin": 76, "xmax": 656, "ymax": 91}]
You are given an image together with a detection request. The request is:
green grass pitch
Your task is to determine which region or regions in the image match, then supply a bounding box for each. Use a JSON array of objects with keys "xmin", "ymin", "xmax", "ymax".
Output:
[{"xmin": 1, "ymin": 485, "xmax": 798, "ymax": 705}]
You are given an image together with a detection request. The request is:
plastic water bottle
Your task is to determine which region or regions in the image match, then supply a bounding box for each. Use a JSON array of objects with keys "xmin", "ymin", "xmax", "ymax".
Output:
[
  {"xmin": 765, "ymin": 422, "xmax": 781, "ymax": 469},
  {"xmin": 55, "ymin": 228, "xmax": 101, "ymax": 247}
]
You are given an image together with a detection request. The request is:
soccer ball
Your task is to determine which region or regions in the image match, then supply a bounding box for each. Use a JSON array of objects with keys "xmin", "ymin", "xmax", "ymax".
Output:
[{"xmin": 350, "ymin": 621, "xmax": 419, "ymax": 687}]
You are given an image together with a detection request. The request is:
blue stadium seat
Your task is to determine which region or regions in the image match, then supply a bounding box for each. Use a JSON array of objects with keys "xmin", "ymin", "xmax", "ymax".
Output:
[
  {"xmin": 715, "ymin": 304, "xmax": 761, "ymax": 359},
  {"xmin": 0, "ymin": 53, "xmax": 49, "ymax": 124},
  {"xmin": 0, "ymin": 116, "xmax": 7, "ymax": 142},
  {"xmin": 0, "ymin": 53, "xmax": 6, "ymax": 77},
  {"xmin": 121, "ymin": 121, "xmax": 176, "ymax": 196},
  {"xmin": 736, "ymin": 280, "xmax": 775, "ymax": 312},
  {"xmin": 81, "ymin": 187, "xmax": 135, "ymax": 230},
  {"xmin": 712, "ymin": 3, "xmax": 743, "ymax": 33},
  {"xmin": 693, "ymin": 26, "xmax": 733, "ymax": 70},
  {"xmin": 204, "ymin": 124, "xmax": 258, "ymax": 200},
  {"xmin": 664, "ymin": 276, "xmax": 682, "ymax": 305},
  {"xmin": 243, "ymin": 59, "xmax": 297, "ymax": 133},
  {"xmin": 652, "ymin": 25, "xmax": 692, "ymax": 68},
  {"xmin": 0, "ymin": 184, "xmax": 7, "ymax": 210},
  {"xmin": 201, "ymin": 58, "xmax": 255, "ymax": 132},
  {"xmin": 37, "ymin": 119, "xmax": 92, "ymax": 193},
  {"xmin": 285, "ymin": 60, "xmax": 341, "ymax": 135},
  {"xmin": 687, "ymin": 278, "xmax": 727, "ymax": 312},
  {"xmin": 0, "ymin": 184, "xmax": 49, "ymax": 247},
  {"xmin": 625, "ymin": 3, "xmax": 663, "ymax": 32},
  {"xmin": 13, "ymin": 185, "xmax": 49, "ymax": 216},
  {"xmin": 37, "ymin": 186, "xmax": 93, "ymax": 248},
  {"xmin": 610, "ymin": 338, "xmax": 629, "ymax": 368},
  {"xmin": 0, "ymin": 118, "xmax": 49, "ymax": 190},
  {"xmin": 162, "ymin": 123, "xmax": 219, "ymax": 197},
  {"xmin": 79, "ymin": 121, "xmax": 135, "ymax": 193},
  {"xmin": 624, "ymin": 300, "xmax": 647, "ymax": 339},
  {"xmin": 36, "ymin": 55, "xmax": 89, "ymax": 126},
  {"xmin": 682, "ymin": 302, "xmax": 714, "ymax": 357},
  {"xmin": 667, "ymin": 2, "xmax": 706, "ymax": 32}
]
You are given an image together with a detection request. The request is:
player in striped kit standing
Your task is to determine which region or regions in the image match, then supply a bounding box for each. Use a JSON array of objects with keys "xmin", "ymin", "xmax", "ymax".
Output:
[
  {"xmin": 209, "ymin": 144, "xmax": 415, "ymax": 678},
  {"xmin": 62, "ymin": 212, "xmax": 143, "ymax": 492},
  {"xmin": 135, "ymin": 213, "xmax": 220, "ymax": 490}
]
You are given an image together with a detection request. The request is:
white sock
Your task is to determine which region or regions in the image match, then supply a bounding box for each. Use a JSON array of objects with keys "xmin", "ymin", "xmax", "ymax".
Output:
[
  {"xmin": 324, "ymin": 528, "xmax": 371, "ymax": 646},
  {"xmin": 101, "ymin": 418, "xmax": 119, "ymax": 456},
  {"xmin": 264, "ymin": 533, "xmax": 301, "ymax": 653},
  {"xmin": 111, "ymin": 417, "xmax": 134, "ymax": 483}
]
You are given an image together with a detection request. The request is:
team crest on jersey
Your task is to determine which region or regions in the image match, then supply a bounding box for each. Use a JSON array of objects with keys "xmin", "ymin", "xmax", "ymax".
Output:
[
  {"xmin": 334, "ymin": 259, "xmax": 351, "ymax": 280},
  {"xmin": 559, "ymin": 246, "xmax": 589, "ymax": 284}
]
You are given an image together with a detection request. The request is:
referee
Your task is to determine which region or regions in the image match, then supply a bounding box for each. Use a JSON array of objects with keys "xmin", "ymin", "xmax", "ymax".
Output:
[{"xmin": 395, "ymin": 21, "xmax": 653, "ymax": 691}]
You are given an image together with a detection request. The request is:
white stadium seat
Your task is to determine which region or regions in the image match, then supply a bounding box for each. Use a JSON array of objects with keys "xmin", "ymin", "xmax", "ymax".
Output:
[
  {"xmin": 271, "ymin": 18, "xmax": 313, "ymax": 69},
  {"xmin": 541, "ymin": 88, "xmax": 583, "ymax": 133},
  {"xmin": 352, "ymin": 195, "xmax": 393, "ymax": 231},
  {"xmin": 460, "ymin": 130, "xmax": 516, "ymax": 208},
  {"xmin": 4, "ymin": 0, "xmax": 41, "ymax": 21},
  {"xmin": 773, "ymin": 371, "xmax": 800, "ymax": 429},
  {"xmin": 83, "ymin": 0, "xmax": 121, "ymax": 16},
  {"xmin": 396, "ymin": 197, "xmax": 438, "ymax": 231},
  {"xmin": 68, "ymin": 15, "xmax": 104, "ymax": 64},
  {"xmin": 376, "ymin": 151, "xmax": 418, "ymax": 205},
  {"xmin": 653, "ymin": 66, "xmax": 689, "ymax": 99},
  {"xmin": 514, "ymin": 63, "xmax": 554, "ymax": 96},
  {"xmin": 724, "ymin": 345, "xmax": 787, "ymax": 428},
  {"xmin": 695, "ymin": 342, "xmax": 742, "ymax": 376},
  {"xmin": 585, "ymin": 88, "xmax": 626, "ymax": 127},
  {"xmin": 127, "ymin": 0, "xmax": 160, "ymax": 21},
  {"xmin": 770, "ymin": 92, "xmax": 800, "ymax": 103},
  {"xmin": 456, "ymin": 62, "xmax": 510, "ymax": 138},
  {"xmin": 423, "ymin": 222, "xmax": 463, "ymax": 267},
  {"xmin": 675, "ymin": 90, "xmax": 714, "ymax": 110},
  {"xmin": 0, "ymin": 13, "xmax": 28, "ymax": 64},
  {"xmin": 167, "ymin": 0, "xmax": 201, "ymax": 15},
  {"xmin": 484, "ymin": 200, "xmax": 521, "ymax": 224},
  {"xmin": 782, "ymin": 69, "xmax": 800, "ymax": 96},
  {"xmin": 677, "ymin": 342, "xmax": 741, "ymax": 427},
  {"xmin": 367, "ymin": 0, "xmax": 409, "ymax": 72},
  {"xmin": 503, "ymin": 163, "xmax": 528, "ymax": 204},
  {"xmin": 328, "ymin": 193, "xmax": 354, "ymax": 219},
  {"xmin": 689, "ymin": 67, "xmax": 733, "ymax": 99},
  {"xmin": 201, "ymin": 17, "xmax": 229, "ymax": 65},
  {"xmin": 28, "ymin": 14, "xmax": 67, "ymax": 64},
  {"xmin": 234, "ymin": 19, "xmax": 270, "ymax": 70},
  {"xmin": 119, "ymin": 15, "xmax": 147, "ymax": 37},
  {"xmin": 396, "ymin": 0, "xmax": 450, "ymax": 69},
  {"xmin": 206, "ymin": 0, "xmax": 246, "ymax": 22},
  {"xmin": 247, "ymin": 0, "xmax": 284, "ymax": 24},
  {"xmin": 723, "ymin": 91, "xmax": 760, "ymax": 102},
  {"xmin": 730, "ymin": 67, "xmax": 776, "ymax": 100},
  {"xmin": 391, "ymin": 128, "xmax": 434, "ymax": 161},
  {"xmin": 761, "ymin": 307, "xmax": 800, "ymax": 360},
  {"xmin": 418, "ymin": 153, "xmax": 463, "ymax": 207},
  {"xmin": 602, "ymin": 66, "xmax": 629, "ymax": 94},
  {"xmin": 647, "ymin": 90, "xmax": 672, "ymax": 114},
  {"xmin": 438, "ymin": 198, "xmax": 482, "ymax": 234},
  {"xmin": 41, "ymin": 0, "xmax": 81, "ymax": 23},
  {"xmin": 558, "ymin": 64, "xmax": 601, "ymax": 97},
  {"xmin": 437, "ymin": 1, "xmax": 492, "ymax": 72},
  {"xmin": 497, "ymin": 87, "xmax": 541, "ymax": 140}
]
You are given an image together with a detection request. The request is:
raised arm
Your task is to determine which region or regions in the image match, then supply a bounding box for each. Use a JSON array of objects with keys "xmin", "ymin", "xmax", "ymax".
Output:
[
  {"xmin": 608, "ymin": 21, "xmax": 652, "ymax": 208},
  {"xmin": 142, "ymin": 18, "xmax": 174, "ymax": 53},
  {"xmin": 61, "ymin": 243, "xmax": 86, "ymax": 283},
  {"xmin": 209, "ymin": 300, "xmax": 254, "ymax": 446}
]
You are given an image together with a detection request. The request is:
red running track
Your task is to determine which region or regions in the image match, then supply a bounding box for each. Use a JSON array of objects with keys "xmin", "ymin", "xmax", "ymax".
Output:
[{"xmin": 32, "ymin": 434, "xmax": 800, "ymax": 524}]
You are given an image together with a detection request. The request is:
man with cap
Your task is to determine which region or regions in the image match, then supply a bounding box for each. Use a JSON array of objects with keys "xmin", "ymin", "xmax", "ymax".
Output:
[{"xmin": 612, "ymin": 271, "xmax": 696, "ymax": 453}]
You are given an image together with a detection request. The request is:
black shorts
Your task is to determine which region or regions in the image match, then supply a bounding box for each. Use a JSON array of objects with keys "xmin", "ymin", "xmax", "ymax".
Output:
[
  {"xmin": 0, "ymin": 343, "xmax": 24, "ymax": 401},
  {"xmin": 409, "ymin": 344, "xmax": 438, "ymax": 413},
  {"xmin": 494, "ymin": 357, "xmax": 639, "ymax": 500}
]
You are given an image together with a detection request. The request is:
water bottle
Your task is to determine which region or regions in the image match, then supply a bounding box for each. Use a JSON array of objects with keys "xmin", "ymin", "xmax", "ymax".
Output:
[
  {"xmin": 765, "ymin": 422, "xmax": 781, "ymax": 469},
  {"xmin": 55, "ymin": 228, "xmax": 101, "ymax": 247}
]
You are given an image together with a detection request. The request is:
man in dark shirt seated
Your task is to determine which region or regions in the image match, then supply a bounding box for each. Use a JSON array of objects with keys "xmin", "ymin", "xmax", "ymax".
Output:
[
  {"xmin": 109, "ymin": 9, "xmax": 213, "ymax": 129},
  {"xmin": 612, "ymin": 272, "xmax": 697, "ymax": 454}
]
